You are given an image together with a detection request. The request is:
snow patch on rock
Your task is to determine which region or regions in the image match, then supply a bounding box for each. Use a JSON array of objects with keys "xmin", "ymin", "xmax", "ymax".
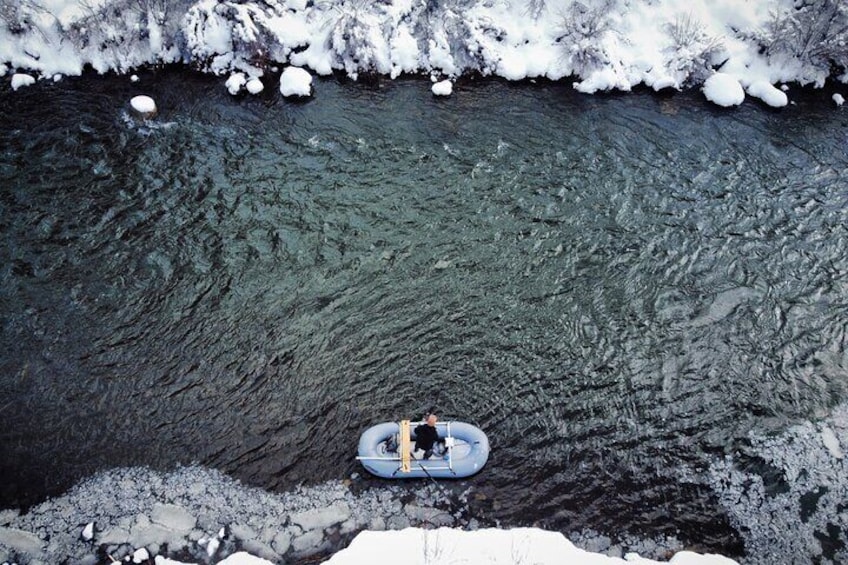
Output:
[
  {"xmin": 279, "ymin": 67, "xmax": 312, "ymax": 97},
  {"xmin": 747, "ymin": 80, "xmax": 788, "ymax": 107},
  {"xmin": 703, "ymin": 73, "xmax": 745, "ymax": 107},
  {"xmin": 11, "ymin": 73, "xmax": 35, "ymax": 90},
  {"xmin": 431, "ymin": 79, "xmax": 453, "ymax": 96}
]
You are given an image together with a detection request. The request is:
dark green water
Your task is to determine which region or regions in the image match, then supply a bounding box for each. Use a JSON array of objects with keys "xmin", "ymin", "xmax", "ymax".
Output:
[{"xmin": 2, "ymin": 70, "xmax": 847, "ymax": 554}]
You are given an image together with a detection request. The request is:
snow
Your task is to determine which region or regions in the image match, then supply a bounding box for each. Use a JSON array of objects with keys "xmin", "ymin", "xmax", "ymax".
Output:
[
  {"xmin": 217, "ymin": 552, "xmax": 274, "ymax": 565},
  {"xmin": 702, "ymin": 73, "xmax": 745, "ymax": 107},
  {"xmin": 279, "ymin": 67, "xmax": 312, "ymax": 97},
  {"xmin": 131, "ymin": 75, "xmax": 140, "ymax": 83},
  {"xmin": 133, "ymin": 547, "xmax": 151, "ymax": 563},
  {"xmin": 820, "ymin": 425, "xmax": 843, "ymax": 459},
  {"xmin": 154, "ymin": 558, "xmax": 195, "ymax": 565},
  {"xmin": 246, "ymin": 77, "xmax": 264, "ymax": 94},
  {"xmin": 834, "ymin": 93, "xmax": 846, "ymax": 107},
  {"xmin": 11, "ymin": 74, "xmax": 35, "ymax": 91},
  {"xmin": 431, "ymin": 79, "xmax": 452, "ymax": 96},
  {"xmin": 324, "ymin": 528, "xmax": 739, "ymax": 565},
  {"xmin": 225, "ymin": 72, "xmax": 246, "ymax": 95},
  {"xmin": 130, "ymin": 95, "xmax": 157, "ymax": 115},
  {"xmin": 747, "ymin": 80, "xmax": 788, "ymax": 107},
  {"xmin": 1, "ymin": 0, "xmax": 847, "ymax": 107}
]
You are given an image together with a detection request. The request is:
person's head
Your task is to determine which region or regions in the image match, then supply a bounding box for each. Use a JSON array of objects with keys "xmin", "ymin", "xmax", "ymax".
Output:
[{"xmin": 427, "ymin": 414, "xmax": 437, "ymax": 427}]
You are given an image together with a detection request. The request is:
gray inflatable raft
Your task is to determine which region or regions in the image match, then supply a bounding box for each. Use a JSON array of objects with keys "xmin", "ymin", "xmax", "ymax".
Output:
[{"xmin": 357, "ymin": 420, "xmax": 489, "ymax": 479}]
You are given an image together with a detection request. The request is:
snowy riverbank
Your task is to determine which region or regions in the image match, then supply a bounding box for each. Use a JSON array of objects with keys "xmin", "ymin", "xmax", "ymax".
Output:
[{"xmin": 2, "ymin": 0, "xmax": 847, "ymax": 106}]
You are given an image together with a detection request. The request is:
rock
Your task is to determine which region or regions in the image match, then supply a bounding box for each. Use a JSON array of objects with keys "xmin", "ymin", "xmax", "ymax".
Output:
[
  {"xmin": 607, "ymin": 545, "xmax": 623, "ymax": 558},
  {"xmin": 241, "ymin": 538, "xmax": 279, "ymax": 562},
  {"xmin": 432, "ymin": 79, "xmax": 453, "ymax": 96},
  {"xmin": 582, "ymin": 535, "xmax": 611, "ymax": 553},
  {"xmin": 434, "ymin": 259, "xmax": 452, "ymax": 270},
  {"xmin": 290, "ymin": 528, "xmax": 324, "ymax": 554},
  {"xmin": 386, "ymin": 515, "xmax": 411, "ymax": 530},
  {"xmin": 205, "ymin": 537, "xmax": 220, "ymax": 557},
  {"xmin": 132, "ymin": 547, "xmax": 150, "ymax": 563},
  {"xmin": 230, "ymin": 523, "xmax": 258, "ymax": 542},
  {"xmin": 368, "ymin": 516, "xmax": 385, "ymax": 531},
  {"xmin": 403, "ymin": 504, "xmax": 454, "ymax": 527},
  {"xmin": 81, "ymin": 522, "xmax": 94, "ymax": 541},
  {"xmin": 246, "ymin": 78, "xmax": 264, "ymax": 94},
  {"xmin": 151, "ymin": 504, "xmax": 196, "ymax": 534},
  {"xmin": 260, "ymin": 526, "xmax": 277, "ymax": 545},
  {"xmin": 130, "ymin": 95, "xmax": 157, "ymax": 119},
  {"xmin": 702, "ymin": 73, "xmax": 744, "ymax": 107},
  {"xmin": 272, "ymin": 530, "xmax": 292, "ymax": 555},
  {"xmin": 340, "ymin": 519, "xmax": 358, "ymax": 535},
  {"xmin": 99, "ymin": 527, "xmax": 130, "ymax": 545},
  {"xmin": 0, "ymin": 526, "xmax": 46, "ymax": 555},
  {"xmin": 225, "ymin": 72, "xmax": 246, "ymax": 95},
  {"xmin": 0, "ymin": 509, "xmax": 20, "ymax": 526},
  {"xmin": 289, "ymin": 502, "xmax": 351, "ymax": 532},
  {"xmin": 11, "ymin": 73, "xmax": 35, "ymax": 91},
  {"xmin": 279, "ymin": 67, "xmax": 312, "ymax": 97},
  {"xmin": 130, "ymin": 523, "xmax": 180, "ymax": 548}
]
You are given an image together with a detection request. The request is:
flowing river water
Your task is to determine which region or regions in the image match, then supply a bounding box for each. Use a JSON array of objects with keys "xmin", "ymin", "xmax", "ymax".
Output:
[{"xmin": 1, "ymin": 70, "xmax": 847, "ymax": 557}]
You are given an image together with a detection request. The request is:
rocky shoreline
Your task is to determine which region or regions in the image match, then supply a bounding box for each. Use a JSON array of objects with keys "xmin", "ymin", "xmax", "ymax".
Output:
[{"xmin": 0, "ymin": 466, "xmax": 695, "ymax": 564}]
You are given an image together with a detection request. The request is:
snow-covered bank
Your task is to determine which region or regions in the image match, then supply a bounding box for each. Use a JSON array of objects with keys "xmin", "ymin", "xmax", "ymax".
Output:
[
  {"xmin": 326, "ymin": 528, "xmax": 739, "ymax": 565},
  {"xmin": 2, "ymin": 0, "xmax": 847, "ymax": 106}
]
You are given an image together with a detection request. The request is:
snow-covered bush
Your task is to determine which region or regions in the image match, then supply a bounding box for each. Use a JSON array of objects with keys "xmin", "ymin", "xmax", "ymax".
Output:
[
  {"xmin": 755, "ymin": 0, "xmax": 848, "ymax": 82},
  {"xmin": 411, "ymin": 0, "xmax": 506, "ymax": 77},
  {"xmin": 0, "ymin": 0, "xmax": 40, "ymax": 35},
  {"xmin": 183, "ymin": 0, "xmax": 287, "ymax": 74},
  {"xmin": 62, "ymin": 0, "xmax": 188, "ymax": 73},
  {"xmin": 524, "ymin": 0, "xmax": 547, "ymax": 20},
  {"xmin": 323, "ymin": 0, "xmax": 392, "ymax": 79},
  {"xmin": 555, "ymin": 0, "xmax": 617, "ymax": 75},
  {"xmin": 664, "ymin": 13, "xmax": 724, "ymax": 85}
]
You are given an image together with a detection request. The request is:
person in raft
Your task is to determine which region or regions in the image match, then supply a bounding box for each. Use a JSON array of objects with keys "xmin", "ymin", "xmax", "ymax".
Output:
[{"xmin": 414, "ymin": 413, "xmax": 444, "ymax": 459}]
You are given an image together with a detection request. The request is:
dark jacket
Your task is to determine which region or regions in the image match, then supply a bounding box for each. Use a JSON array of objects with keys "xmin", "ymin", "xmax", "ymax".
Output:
[{"xmin": 414, "ymin": 423, "xmax": 439, "ymax": 451}]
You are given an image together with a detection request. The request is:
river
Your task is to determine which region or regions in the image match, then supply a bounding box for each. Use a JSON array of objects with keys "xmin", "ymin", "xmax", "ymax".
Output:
[{"xmin": 1, "ymin": 70, "xmax": 847, "ymax": 556}]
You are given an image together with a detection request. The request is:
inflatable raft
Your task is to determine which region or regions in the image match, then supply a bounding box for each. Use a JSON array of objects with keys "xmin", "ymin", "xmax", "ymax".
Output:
[{"xmin": 357, "ymin": 420, "xmax": 489, "ymax": 479}]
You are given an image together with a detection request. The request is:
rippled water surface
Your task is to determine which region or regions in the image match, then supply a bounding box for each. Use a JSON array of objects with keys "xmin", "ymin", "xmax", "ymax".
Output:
[{"xmin": 2, "ymin": 71, "xmax": 848, "ymax": 554}]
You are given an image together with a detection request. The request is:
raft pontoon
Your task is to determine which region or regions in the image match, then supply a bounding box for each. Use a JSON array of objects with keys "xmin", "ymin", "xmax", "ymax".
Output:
[{"xmin": 356, "ymin": 420, "xmax": 489, "ymax": 479}]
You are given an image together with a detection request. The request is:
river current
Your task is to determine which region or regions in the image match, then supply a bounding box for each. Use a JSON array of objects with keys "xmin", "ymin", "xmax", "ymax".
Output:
[{"xmin": 1, "ymin": 70, "xmax": 847, "ymax": 556}]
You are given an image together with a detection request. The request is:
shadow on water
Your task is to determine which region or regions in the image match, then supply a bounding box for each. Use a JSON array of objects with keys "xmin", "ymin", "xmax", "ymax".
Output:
[{"xmin": 1, "ymin": 68, "xmax": 847, "ymax": 555}]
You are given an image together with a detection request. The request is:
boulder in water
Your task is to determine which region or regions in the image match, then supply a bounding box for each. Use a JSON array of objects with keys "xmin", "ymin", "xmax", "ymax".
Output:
[{"xmin": 130, "ymin": 95, "xmax": 157, "ymax": 119}]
